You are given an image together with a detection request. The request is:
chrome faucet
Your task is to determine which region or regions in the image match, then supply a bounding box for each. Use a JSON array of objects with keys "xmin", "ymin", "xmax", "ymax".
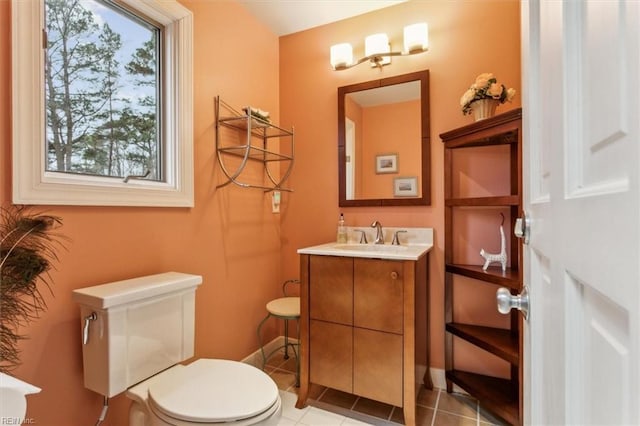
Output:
[{"xmin": 371, "ymin": 221, "xmax": 384, "ymax": 244}]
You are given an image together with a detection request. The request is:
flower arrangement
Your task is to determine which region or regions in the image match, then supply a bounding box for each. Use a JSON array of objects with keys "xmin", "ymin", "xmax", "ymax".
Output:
[{"xmin": 460, "ymin": 73, "xmax": 516, "ymax": 115}]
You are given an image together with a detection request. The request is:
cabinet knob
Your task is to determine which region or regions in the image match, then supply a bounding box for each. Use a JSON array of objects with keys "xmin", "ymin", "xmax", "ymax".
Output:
[{"xmin": 390, "ymin": 271, "xmax": 399, "ymax": 280}]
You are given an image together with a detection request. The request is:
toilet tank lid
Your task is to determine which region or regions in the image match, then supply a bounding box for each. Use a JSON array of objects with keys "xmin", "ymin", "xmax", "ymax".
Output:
[{"xmin": 72, "ymin": 272, "xmax": 203, "ymax": 309}]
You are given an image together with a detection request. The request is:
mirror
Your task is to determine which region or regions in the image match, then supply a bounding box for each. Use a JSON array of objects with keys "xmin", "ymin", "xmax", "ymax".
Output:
[{"xmin": 338, "ymin": 70, "xmax": 430, "ymax": 206}]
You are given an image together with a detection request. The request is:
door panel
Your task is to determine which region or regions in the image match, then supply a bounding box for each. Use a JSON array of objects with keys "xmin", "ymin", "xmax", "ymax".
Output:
[
  {"xmin": 353, "ymin": 327, "xmax": 403, "ymax": 407},
  {"xmin": 565, "ymin": 276, "xmax": 632, "ymax": 425},
  {"xmin": 522, "ymin": 0, "xmax": 639, "ymax": 424},
  {"xmin": 310, "ymin": 320, "xmax": 352, "ymax": 393},
  {"xmin": 309, "ymin": 256, "xmax": 353, "ymax": 325},
  {"xmin": 354, "ymin": 258, "xmax": 403, "ymax": 334}
]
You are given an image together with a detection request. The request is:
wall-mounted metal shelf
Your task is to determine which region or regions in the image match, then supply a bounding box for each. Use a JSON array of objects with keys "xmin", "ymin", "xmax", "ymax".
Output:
[{"xmin": 215, "ymin": 96, "xmax": 295, "ymax": 192}]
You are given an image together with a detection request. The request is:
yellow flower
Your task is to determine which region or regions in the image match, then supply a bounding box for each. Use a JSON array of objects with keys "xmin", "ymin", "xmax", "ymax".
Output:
[
  {"xmin": 506, "ymin": 87, "xmax": 517, "ymax": 102},
  {"xmin": 460, "ymin": 88, "xmax": 476, "ymax": 107},
  {"xmin": 474, "ymin": 73, "xmax": 494, "ymax": 88},
  {"xmin": 487, "ymin": 82, "xmax": 503, "ymax": 98}
]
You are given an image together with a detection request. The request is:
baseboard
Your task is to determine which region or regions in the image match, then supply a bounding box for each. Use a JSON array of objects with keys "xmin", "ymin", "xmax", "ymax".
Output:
[
  {"xmin": 242, "ymin": 336, "xmax": 298, "ymax": 369},
  {"xmin": 419, "ymin": 365, "xmax": 467, "ymax": 394}
]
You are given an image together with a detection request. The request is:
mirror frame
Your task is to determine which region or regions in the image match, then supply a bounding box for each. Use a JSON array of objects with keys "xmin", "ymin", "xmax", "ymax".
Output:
[{"xmin": 338, "ymin": 70, "xmax": 431, "ymax": 207}]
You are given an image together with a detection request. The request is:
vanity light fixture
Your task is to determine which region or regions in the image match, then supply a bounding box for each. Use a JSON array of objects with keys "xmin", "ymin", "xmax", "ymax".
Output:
[{"xmin": 330, "ymin": 22, "xmax": 428, "ymax": 71}]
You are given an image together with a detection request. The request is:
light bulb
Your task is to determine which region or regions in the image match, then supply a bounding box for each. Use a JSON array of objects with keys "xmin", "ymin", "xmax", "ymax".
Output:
[
  {"xmin": 365, "ymin": 33, "xmax": 389, "ymax": 56},
  {"xmin": 365, "ymin": 33, "xmax": 390, "ymax": 67},
  {"xmin": 330, "ymin": 43, "xmax": 353, "ymax": 70},
  {"xmin": 404, "ymin": 23, "xmax": 428, "ymax": 54}
]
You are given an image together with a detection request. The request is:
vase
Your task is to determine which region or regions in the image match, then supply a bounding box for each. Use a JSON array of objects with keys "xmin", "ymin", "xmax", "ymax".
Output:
[{"xmin": 470, "ymin": 98, "xmax": 499, "ymax": 121}]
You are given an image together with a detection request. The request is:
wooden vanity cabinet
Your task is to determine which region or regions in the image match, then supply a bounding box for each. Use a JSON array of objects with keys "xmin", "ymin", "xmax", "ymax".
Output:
[{"xmin": 297, "ymin": 253, "xmax": 430, "ymax": 426}]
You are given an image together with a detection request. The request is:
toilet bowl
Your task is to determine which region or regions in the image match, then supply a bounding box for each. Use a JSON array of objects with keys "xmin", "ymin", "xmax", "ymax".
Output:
[
  {"xmin": 72, "ymin": 272, "xmax": 281, "ymax": 426},
  {"xmin": 127, "ymin": 359, "xmax": 281, "ymax": 426}
]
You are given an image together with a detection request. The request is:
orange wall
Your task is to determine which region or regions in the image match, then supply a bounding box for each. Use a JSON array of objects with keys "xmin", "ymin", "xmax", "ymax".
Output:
[
  {"xmin": 1, "ymin": 1, "xmax": 284, "ymax": 424},
  {"xmin": 361, "ymin": 100, "xmax": 421, "ymax": 199},
  {"xmin": 0, "ymin": 0, "xmax": 520, "ymax": 424},
  {"xmin": 279, "ymin": 0, "xmax": 521, "ymax": 378}
]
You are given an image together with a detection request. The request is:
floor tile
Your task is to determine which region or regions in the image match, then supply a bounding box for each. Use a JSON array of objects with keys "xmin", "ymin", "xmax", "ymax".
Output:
[
  {"xmin": 415, "ymin": 406, "xmax": 435, "ymax": 426},
  {"xmin": 436, "ymin": 392, "xmax": 478, "ymax": 419},
  {"xmin": 432, "ymin": 410, "xmax": 478, "ymax": 426},
  {"xmin": 352, "ymin": 397, "xmax": 394, "ymax": 420},
  {"xmin": 299, "ymin": 406, "xmax": 348, "ymax": 425},
  {"xmin": 266, "ymin": 353, "xmax": 290, "ymax": 368},
  {"xmin": 390, "ymin": 405, "xmax": 434, "ymax": 426},
  {"xmin": 319, "ymin": 388, "xmax": 359, "ymax": 410},
  {"xmin": 270, "ymin": 363, "xmax": 489, "ymax": 426},
  {"xmin": 307, "ymin": 383, "xmax": 328, "ymax": 400},
  {"xmin": 270, "ymin": 369, "xmax": 297, "ymax": 391},
  {"xmin": 276, "ymin": 416, "xmax": 297, "ymax": 426},
  {"xmin": 389, "ymin": 407, "xmax": 404, "ymax": 424},
  {"xmin": 342, "ymin": 417, "xmax": 375, "ymax": 425},
  {"xmin": 279, "ymin": 391, "xmax": 309, "ymax": 422},
  {"xmin": 416, "ymin": 387, "xmax": 440, "ymax": 409},
  {"xmin": 277, "ymin": 356, "xmax": 299, "ymax": 373},
  {"xmin": 478, "ymin": 405, "xmax": 508, "ymax": 425}
]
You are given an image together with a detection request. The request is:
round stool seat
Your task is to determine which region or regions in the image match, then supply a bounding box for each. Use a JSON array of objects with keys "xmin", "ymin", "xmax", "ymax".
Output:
[{"xmin": 266, "ymin": 297, "xmax": 299, "ymax": 318}]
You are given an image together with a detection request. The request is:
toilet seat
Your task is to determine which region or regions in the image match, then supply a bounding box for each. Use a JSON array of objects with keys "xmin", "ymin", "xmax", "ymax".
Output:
[{"xmin": 145, "ymin": 359, "xmax": 280, "ymax": 424}]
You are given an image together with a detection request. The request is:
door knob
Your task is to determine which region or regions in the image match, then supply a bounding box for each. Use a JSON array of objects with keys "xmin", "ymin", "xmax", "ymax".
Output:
[
  {"xmin": 496, "ymin": 286, "xmax": 529, "ymax": 320},
  {"xmin": 514, "ymin": 212, "xmax": 530, "ymax": 245}
]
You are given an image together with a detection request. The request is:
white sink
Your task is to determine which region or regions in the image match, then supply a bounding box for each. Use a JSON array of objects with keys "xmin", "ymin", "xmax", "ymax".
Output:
[
  {"xmin": 332, "ymin": 243, "xmax": 409, "ymax": 253},
  {"xmin": 298, "ymin": 241, "xmax": 431, "ymax": 260},
  {"xmin": 297, "ymin": 227, "xmax": 434, "ymax": 260}
]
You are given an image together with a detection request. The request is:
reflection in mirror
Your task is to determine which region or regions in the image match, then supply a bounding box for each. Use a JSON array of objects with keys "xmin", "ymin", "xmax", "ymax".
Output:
[{"xmin": 338, "ymin": 70, "xmax": 430, "ymax": 207}]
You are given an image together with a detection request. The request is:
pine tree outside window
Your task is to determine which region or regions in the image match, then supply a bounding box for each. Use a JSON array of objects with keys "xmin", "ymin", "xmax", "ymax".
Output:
[{"xmin": 12, "ymin": 0, "xmax": 193, "ymax": 207}]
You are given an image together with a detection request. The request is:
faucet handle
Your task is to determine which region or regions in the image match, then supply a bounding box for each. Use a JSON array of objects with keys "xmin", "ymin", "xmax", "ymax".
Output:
[
  {"xmin": 355, "ymin": 229, "xmax": 368, "ymax": 244},
  {"xmin": 392, "ymin": 230, "xmax": 407, "ymax": 245}
]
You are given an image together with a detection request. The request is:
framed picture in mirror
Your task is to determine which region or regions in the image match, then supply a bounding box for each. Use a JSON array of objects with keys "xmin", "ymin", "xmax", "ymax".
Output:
[
  {"xmin": 375, "ymin": 153, "xmax": 398, "ymax": 174},
  {"xmin": 394, "ymin": 176, "xmax": 418, "ymax": 197}
]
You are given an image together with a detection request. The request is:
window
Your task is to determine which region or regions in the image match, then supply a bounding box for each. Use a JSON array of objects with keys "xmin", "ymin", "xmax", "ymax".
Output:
[{"xmin": 12, "ymin": 0, "xmax": 193, "ymax": 207}]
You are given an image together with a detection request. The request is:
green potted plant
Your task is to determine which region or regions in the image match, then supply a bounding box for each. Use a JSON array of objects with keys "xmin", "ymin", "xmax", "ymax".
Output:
[{"xmin": 0, "ymin": 206, "xmax": 64, "ymax": 373}]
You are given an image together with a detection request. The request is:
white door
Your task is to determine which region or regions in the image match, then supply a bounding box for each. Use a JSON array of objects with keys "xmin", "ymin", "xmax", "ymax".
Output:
[
  {"xmin": 521, "ymin": 1, "xmax": 639, "ymax": 425},
  {"xmin": 345, "ymin": 118, "xmax": 356, "ymax": 199}
]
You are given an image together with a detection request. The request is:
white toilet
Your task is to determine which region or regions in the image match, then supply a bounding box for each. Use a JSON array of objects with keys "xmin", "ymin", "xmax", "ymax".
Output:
[{"xmin": 72, "ymin": 272, "xmax": 281, "ymax": 426}]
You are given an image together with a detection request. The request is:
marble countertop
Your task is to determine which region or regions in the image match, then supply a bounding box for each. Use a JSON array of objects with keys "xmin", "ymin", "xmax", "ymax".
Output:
[{"xmin": 297, "ymin": 227, "xmax": 433, "ymax": 261}]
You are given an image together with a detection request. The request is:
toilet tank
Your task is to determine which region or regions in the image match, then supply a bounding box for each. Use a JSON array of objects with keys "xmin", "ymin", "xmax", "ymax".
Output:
[{"xmin": 72, "ymin": 272, "xmax": 203, "ymax": 398}]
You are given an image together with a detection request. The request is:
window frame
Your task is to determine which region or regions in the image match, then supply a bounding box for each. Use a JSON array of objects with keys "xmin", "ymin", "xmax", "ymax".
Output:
[{"xmin": 12, "ymin": 0, "xmax": 194, "ymax": 207}]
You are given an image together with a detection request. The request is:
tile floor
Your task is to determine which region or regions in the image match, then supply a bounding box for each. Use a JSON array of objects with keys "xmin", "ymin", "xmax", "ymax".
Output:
[{"xmin": 263, "ymin": 356, "xmax": 508, "ymax": 426}]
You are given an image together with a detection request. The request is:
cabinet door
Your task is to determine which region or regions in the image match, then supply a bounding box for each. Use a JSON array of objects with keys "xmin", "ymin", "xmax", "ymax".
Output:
[
  {"xmin": 354, "ymin": 258, "xmax": 403, "ymax": 334},
  {"xmin": 353, "ymin": 327, "xmax": 403, "ymax": 407},
  {"xmin": 310, "ymin": 319, "xmax": 353, "ymax": 393},
  {"xmin": 310, "ymin": 256, "xmax": 353, "ymax": 325}
]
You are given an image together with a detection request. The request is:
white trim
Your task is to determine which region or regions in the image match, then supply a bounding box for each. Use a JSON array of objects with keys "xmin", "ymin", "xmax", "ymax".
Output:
[
  {"xmin": 11, "ymin": 0, "xmax": 194, "ymax": 207},
  {"xmin": 242, "ymin": 336, "xmax": 299, "ymax": 369}
]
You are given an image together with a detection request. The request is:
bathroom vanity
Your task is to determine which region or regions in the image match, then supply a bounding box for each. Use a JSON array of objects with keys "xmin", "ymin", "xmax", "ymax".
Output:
[{"xmin": 296, "ymin": 228, "xmax": 432, "ymax": 426}]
